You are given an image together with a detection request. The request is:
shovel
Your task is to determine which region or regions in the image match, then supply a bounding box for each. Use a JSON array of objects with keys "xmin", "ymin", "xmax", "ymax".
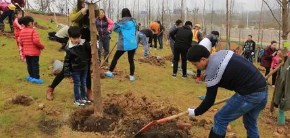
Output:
[
  {"xmin": 135, "ymin": 97, "xmax": 230, "ymax": 137},
  {"xmin": 100, "ymin": 42, "xmax": 117, "ymax": 67}
]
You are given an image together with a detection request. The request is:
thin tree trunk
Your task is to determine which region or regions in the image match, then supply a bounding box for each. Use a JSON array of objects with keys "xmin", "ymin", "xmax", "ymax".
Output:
[
  {"xmin": 88, "ymin": 3, "xmax": 103, "ymax": 117},
  {"xmin": 149, "ymin": 0, "xmax": 151, "ymax": 22},
  {"xmin": 258, "ymin": 1, "xmax": 264, "ymax": 46},
  {"xmin": 161, "ymin": 0, "xmax": 164, "ymax": 24},
  {"xmin": 210, "ymin": 0, "xmax": 214, "ymax": 31},
  {"xmin": 226, "ymin": 0, "xmax": 230, "ymax": 49},
  {"xmin": 181, "ymin": 0, "xmax": 184, "ymax": 20},
  {"xmin": 202, "ymin": 0, "xmax": 206, "ymax": 34}
]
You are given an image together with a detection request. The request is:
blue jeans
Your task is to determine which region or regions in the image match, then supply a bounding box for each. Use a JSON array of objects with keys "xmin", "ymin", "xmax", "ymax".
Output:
[
  {"xmin": 137, "ymin": 32, "xmax": 149, "ymax": 57},
  {"xmin": 98, "ymin": 35, "xmax": 110, "ymax": 63},
  {"xmin": 213, "ymin": 91, "xmax": 267, "ymax": 138},
  {"xmin": 71, "ymin": 68, "xmax": 88, "ymax": 101}
]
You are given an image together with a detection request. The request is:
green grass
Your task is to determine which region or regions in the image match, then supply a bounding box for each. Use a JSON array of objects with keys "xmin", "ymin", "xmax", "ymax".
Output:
[{"xmin": 0, "ymin": 15, "xmax": 288, "ymax": 137}]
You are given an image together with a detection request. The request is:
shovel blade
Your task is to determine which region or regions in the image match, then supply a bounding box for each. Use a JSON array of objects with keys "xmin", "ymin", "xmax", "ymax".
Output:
[{"xmin": 135, "ymin": 120, "xmax": 157, "ymax": 137}]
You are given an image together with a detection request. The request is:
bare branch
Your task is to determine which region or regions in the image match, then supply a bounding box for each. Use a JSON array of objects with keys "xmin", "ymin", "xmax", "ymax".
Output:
[
  {"xmin": 276, "ymin": 0, "xmax": 282, "ymax": 7},
  {"xmin": 262, "ymin": 0, "xmax": 281, "ymax": 27}
]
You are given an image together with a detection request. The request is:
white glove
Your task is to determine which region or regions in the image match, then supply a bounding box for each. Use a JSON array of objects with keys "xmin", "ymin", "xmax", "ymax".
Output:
[
  {"xmin": 251, "ymin": 52, "xmax": 254, "ymax": 55},
  {"xmin": 188, "ymin": 108, "xmax": 195, "ymax": 117}
]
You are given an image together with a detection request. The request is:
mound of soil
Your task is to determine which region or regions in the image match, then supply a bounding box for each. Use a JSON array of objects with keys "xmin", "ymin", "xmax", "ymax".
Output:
[
  {"xmin": 138, "ymin": 56, "xmax": 166, "ymax": 66},
  {"xmin": 11, "ymin": 95, "xmax": 33, "ymax": 106},
  {"xmin": 69, "ymin": 93, "xmax": 192, "ymax": 138},
  {"xmin": 38, "ymin": 119, "xmax": 62, "ymax": 135}
]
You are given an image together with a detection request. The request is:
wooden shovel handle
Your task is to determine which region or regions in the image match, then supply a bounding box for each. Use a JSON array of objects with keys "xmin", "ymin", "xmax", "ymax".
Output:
[
  {"xmin": 156, "ymin": 97, "xmax": 230, "ymax": 124},
  {"xmin": 157, "ymin": 111, "xmax": 189, "ymax": 123}
]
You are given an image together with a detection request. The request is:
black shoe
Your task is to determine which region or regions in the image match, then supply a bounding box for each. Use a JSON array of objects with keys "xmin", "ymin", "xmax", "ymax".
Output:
[
  {"xmin": 208, "ymin": 128, "xmax": 225, "ymax": 138},
  {"xmin": 172, "ymin": 74, "xmax": 177, "ymax": 78},
  {"xmin": 182, "ymin": 75, "xmax": 187, "ymax": 79}
]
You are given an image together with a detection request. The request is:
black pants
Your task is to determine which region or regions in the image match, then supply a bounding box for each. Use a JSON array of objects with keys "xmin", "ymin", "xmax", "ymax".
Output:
[
  {"xmin": 49, "ymin": 66, "xmax": 91, "ymax": 89},
  {"xmin": 272, "ymin": 71, "xmax": 278, "ymax": 85},
  {"xmin": 152, "ymin": 34, "xmax": 158, "ymax": 48},
  {"xmin": 26, "ymin": 56, "xmax": 40, "ymax": 79},
  {"xmin": 265, "ymin": 67, "xmax": 270, "ymax": 76},
  {"xmin": 173, "ymin": 47, "xmax": 188, "ymax": 76},
  {"xmin": 109, "ymin": 49, "xmax": 136, "ymax": 76},
  {"xmin": 0, "ymin": 10, "xmax": 13, "ymax": 26},
  {"xmin": 98, "ymin": 35, "xmax": 110, "ymax": 63}
]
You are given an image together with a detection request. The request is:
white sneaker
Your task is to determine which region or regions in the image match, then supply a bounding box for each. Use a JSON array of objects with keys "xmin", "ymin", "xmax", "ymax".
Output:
[
  {"xmin": 81, "ymin": 98, "xmax": 92, "ymax": 104},
  {"xmin": 74, "ymin": 100, "xmax": 85, "ymax": 106},
  {"xmin": 129, "ymin": 75, "xmax": 135, "ymax": 81}
]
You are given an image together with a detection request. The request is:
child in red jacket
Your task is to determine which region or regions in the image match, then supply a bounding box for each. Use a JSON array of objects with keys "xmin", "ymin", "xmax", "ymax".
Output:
[
  {"xmin": 19, "ymin": 16, "xmax": 45, "ymax": 84},
  {"xmin": 13, "ymin": 10, "xmax": 24, "ymax": 61}
]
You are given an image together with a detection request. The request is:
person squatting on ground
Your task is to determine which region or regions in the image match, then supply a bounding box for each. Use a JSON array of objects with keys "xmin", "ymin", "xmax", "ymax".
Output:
[
  {"xmin": 270, "ymin": 49, "xmax": 283, "ymax": 87},
  {"xmin": 19, "ymin": 16, "xmax": 45, "ymax": 84},
  {"xmin": 0, "ymin": 2, "xmax": 16, "ymax": 32},
  {"xmin": 149, "ymin": 21, "xmax": 160, "ymax": 49},
  {"xmin": 63, "ymin": 26, "xmax": 92, "ymax": 106},
  {"xmin": 137, "ymin": 28, "xmax": 154, "ymax": 57},
  {"xmin": 170, "ymin": 21, "xmax": 193, "ymax": 78},
  {"xmin": 13, "ymin": 9, "xmax": 25, "ymax": 61},
  {"xmin": 187, "ymin": 46, "xmax": 267, "ymax": 138},
  {"xmin": 168, "ymin": 19, "xmax": 183, "ymax": 66},
  {"xmin": 46, "ymin": 0, "xmax": 96, "ymax": 101},
  {"xmin": 48, "ymin": 25, "xmax": 69, "ymax": 51},
  {"xmin": 261, "ymin": 40, "xmax": 277, "ymax": 76},
  {"xmin": 157, "ymin": 21, "xmax": 164, "ymax": 49},
  {"xmin": 96, "ymin": 9, "xmax": 114, "ymax": 65},
  {"xmin": 242, "ymin": 35, "xmax": 256, "ymax": 62},
  {"xmin": 195, "ymin": 31, "xmax": 220, "ymax": 82},
  {"xmin": 104, "ymin": 8, "xmax": 138, "ymax": 81}
]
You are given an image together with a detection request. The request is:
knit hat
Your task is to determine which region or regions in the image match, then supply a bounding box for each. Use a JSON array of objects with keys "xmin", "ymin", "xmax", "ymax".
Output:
[
  {"xmin": 8, "ymin": 4, "xmax": 16, "ymax": 10},
  {"xmin": 195, "ymin": 24, "xmax": 201, "ymax": 28}
]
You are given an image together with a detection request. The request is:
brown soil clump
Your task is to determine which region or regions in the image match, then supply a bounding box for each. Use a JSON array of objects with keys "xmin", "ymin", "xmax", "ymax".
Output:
[
  {"xmin": 11, "ymin": 95, "xmax": 33, "ymax": 106},
  {"xmin": 38, "ymin": 119, "xmax": 62, "ymax": 135},
  {"xmin": 69, "ymin": 93, "xmax": 192, "ymax": 137},
  {"xmin": 138, "ymin": 56, "xmax": 166, "ymax": 66}
]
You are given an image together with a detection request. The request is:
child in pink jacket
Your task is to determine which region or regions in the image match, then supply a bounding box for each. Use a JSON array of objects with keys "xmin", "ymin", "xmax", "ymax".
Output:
[
  {"xmin": 13, "ymin": 10, "xmax": 24, "ymax": 61},
  {"xmin": 271, "ymin": 49, "xmax": 283, "ymax": 87},
  {"xmin": 19, "ymin": 16, "xmax": 45, "ymax": 84}
]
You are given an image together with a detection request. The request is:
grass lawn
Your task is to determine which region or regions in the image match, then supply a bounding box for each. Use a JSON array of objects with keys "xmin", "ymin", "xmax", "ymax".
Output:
[{"xmin": 0, "ymin": 13, "xmax": 289, "ymax": 138}]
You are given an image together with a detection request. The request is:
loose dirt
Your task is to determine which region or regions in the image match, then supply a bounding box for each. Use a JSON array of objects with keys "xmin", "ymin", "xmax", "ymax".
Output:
[
  {"xmin": 10, "ymin": 95, "xmax": 33, "ymax": 106},
  {"xmin": 69, "ymin": 93, "xmax": 192, "ymax": 138},
  {"xmin": 138, "ymin": 56, "xmax": 166, "ymax": 66}
]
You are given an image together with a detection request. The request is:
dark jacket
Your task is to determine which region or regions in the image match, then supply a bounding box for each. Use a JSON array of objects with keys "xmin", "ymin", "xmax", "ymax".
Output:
[
  {"xmin": 95, "ymin": 16, "xmax": 114, "ymax": 37},
  {"xmin": 140, "ymin": 29, "xmax": 153, "ymax": 44},
  {"xmin": 64, "ymin": 39, "xmax": 91, "ymax": 76},
  {"xmin": 243, "ymin": 40, "xmax": 256, "ymax": 55},
  {"xmin": 261, "ymin": 46, "xmax": 275, "ymax": 68},
  {"xmin": 169, "ymin": 26, "xmax": 193, "ymax": 49}
]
